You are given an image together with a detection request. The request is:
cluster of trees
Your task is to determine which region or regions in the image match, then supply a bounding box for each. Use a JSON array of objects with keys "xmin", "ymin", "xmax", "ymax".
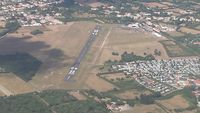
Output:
[
  {"xmin": 112, "ymin": 52, "xmax": 119, "ymax": 56},
  {"xmin": 0, "ymin": 29, "xmax": 9, "ymax": 36},
  {"xmin": 0, "ymin": 53, "xmax": 42, "ymax": 81},
  {"xmin": 140, "ymin": 92, "xmax": 161, "ymax": 105},
  {"xmin": 64, "ymin": 0, "xmax": 75, "ymax": 6},
  {"xmin": 54, "ymin": 99, "xmax": 109, "ymax": 113},
  {"xmin": 86, "ymin": 90, "xmax": 125, "ymax": 106},
  {"xmin": 86, "ymin": 84, "xmax": 162, "ymax": 107},
  {"xmin": 106, "ymin": 52, "xmax": 155, "ymax": 65},
  {"xmin": 39, "ymin": 90, "xmax": 77, "ymax": 106},
  {"xmin": 0, "ymin": 20, "xmax": 20, "ymax": 37},
  {"xmin": 0, "ymin": 89, "xmax": 110, "ymax": 113},
  {"xmin": 160, "ymin": 87, "xmax": 197, "ymax": 111},
  {"xmin": 121, "ymin": 52, "xmax": 155, "ymax": 62},
  {"xmin": 0, "ymin": 94, "xmax": 51, "ymax": 113},
  {"xmin": 154, "ymin": 49, "xmax": 161, "ymax": 56},
  {"xmin": 5, "ymin": 20, "xmax": 21, "ymax": 33},
  {"xmin": 31, "ymin": 29, "xmax": 43, "ymax": 35}
]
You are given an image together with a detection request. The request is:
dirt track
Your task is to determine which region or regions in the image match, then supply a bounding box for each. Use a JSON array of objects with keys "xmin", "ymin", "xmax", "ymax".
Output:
[{"xmin": 0, "ymin": 84, "xmax": 12, "ymax": 96}]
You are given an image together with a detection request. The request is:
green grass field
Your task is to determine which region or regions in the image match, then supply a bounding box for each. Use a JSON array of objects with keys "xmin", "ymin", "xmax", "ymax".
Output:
[{"xmin": 160, "ymin": 40, "xmax": 196, "ymax": 57}]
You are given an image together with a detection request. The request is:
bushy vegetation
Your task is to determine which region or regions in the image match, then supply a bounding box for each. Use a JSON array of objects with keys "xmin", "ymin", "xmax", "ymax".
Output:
[
  {"xmin": 0, "ymin": 53, "xmax": 42, "ymax": 81},
  {"xmin": 5, "ymin": 20, "xmax": 21, "ymax": 32},
  {"xmin": 174, "ymin": 34, "xmax": 200, "ymax": 54},
  {"xmin": 140, "ymin": 92, "xmax": 161, "ymax": 105},
  {"xmin": 0, "ymin": 29, "xmax": 9, "ymax": 36},
  {"xmin": 154, "ymin": 49, "xmax": 161, "ymax": 56},
  {"xmin": 39, "ymin": 90, "xmax": 77, "ymax": 106},
  {"xmin": 180, "ymin": 87, "xmax": 197, "ymax": 107},
  {"xmin": 85, "ymin": 89, "xmax": 126, "ymax": 106},
  {"xmin": 160, "ymin": 40, "xmax": 196, "ymax": 57},
  {"xmin": 121, "ymin": 52, "xmax": 155, "ymax": 62},
  {"xmin": 102, "ymin": 77, "xmax": 163, "ymax": 105},
  {"xmin": 0, "ymin": 93, "xmax": 51, "ymax": 113},
  {"xmin": 31, "ymin": 29, "xmax": 44, "ymax": 35},
  {"xmin": 0, "ymin": 20, "xmax": 20, "ymax": 37},
  {"xmin": 112, "ymin": 52, "xmax": 119, "ymax": 56},
  {"xmin": 0, "ymin": 90, "xmax": 110, "ymax": 113},
  {"xmin": 54, "ymin": 99, "xmax": 109, "ymax": 113},
  {"xmin": 140, "ymin": 94, "xmax": 154, "ymax": 104},
  {"xmin": 105, "ymin": 52, "xmax": 155, "ymax": 65},
  {"xmin": 64, "ymin": 0, "xmax": 74, "ymax": 6}
]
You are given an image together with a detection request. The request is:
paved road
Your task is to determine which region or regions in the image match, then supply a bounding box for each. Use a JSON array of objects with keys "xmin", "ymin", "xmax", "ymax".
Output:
[
  {"xmin": 0, "ymin": 33, "xmax": 8, "ymax": 40},
  {"xmin": 65, "ymin": 25, "xmax": 101, "ymax": 81}
]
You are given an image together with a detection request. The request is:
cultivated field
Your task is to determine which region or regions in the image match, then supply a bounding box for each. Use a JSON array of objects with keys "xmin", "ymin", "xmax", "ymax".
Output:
[
  {"xmin": 117, "ymin": 104, "xmax": 166, "ymax": 113},
  {"xmin": 103, "ymin": 73, "xmax": 127, "ymax": 82},
  {"xmin": 158, "ymin": 95, "xmax": 189, "ymax": 111},
  {"xmin": 167, "ymin": 31, "xmax": 185, "ymax": 37},
  {"xmin": 0, "ymin": 73, "xmax": 33, "ymax": 95},
  {"xmin": 116, "ymin": 90, "xmax": 151, "ymax": 100},
  {"xmin": 85, "ymin": 68, "xmax": 115, "ymax": 92},
  {"xmin": 68, "ymin": 91, "xmax": 86, "ymax": 100},
  {"xmin": 180, "ymin": 27, "xmax": 200, "ymax": 34},
  {"xmin": 160, "ymin": 40, "xmax": 194, "ymax": 57}
]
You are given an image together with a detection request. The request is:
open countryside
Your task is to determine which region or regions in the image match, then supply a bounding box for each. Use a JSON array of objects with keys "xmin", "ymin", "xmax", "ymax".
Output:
[{"xmin": 0, "ymin": 0, "xmax": 200, "ymax": 113}]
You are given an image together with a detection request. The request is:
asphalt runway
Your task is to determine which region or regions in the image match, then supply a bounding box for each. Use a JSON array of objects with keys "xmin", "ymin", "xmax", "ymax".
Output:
[{"xmin": 65, "ymin": 25, "xmax": 101, "ymax": 81}]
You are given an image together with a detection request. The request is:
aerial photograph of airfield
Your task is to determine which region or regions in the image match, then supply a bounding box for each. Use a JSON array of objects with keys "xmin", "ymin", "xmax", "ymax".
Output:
[{"xmin": 1, "ymin": 0, "xmax": 200, "ymax": 113}]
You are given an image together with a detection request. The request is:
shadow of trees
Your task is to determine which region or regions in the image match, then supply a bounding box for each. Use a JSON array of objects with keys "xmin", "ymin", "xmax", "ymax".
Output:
[{"xmin": 0, "ymin": 35, "xmax": 72, "ymax": 81}]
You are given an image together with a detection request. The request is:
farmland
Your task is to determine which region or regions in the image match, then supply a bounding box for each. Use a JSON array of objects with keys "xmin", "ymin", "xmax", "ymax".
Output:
[
  {"xmin": 0, "ymin": 73, "xmax": 33, "ymax": 96},
  {"xmin": 179, "ymin": 27, "xmax": 200, "ymax": 34},
  {"xmin": 160, "ymin": 40, "xmax": 195, "ymax": 57},
  {"xmin": 158, "ymin": 95, "xmax": 189, "ymax": 111},
  {"xmin": 117, "ymin": 104, "xmax": 166, "ymax": 113}
]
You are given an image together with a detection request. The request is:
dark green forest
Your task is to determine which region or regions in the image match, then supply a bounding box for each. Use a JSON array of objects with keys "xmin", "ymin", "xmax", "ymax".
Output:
[{"xmin": 0, "ymin": 90, "xmax": 109, "ymax": 113}]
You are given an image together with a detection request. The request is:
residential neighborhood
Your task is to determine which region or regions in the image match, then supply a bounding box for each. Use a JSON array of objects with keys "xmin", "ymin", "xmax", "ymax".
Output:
[{"xmin": 112, "ymin": 58, "xmax": 200, "ymax": 95}]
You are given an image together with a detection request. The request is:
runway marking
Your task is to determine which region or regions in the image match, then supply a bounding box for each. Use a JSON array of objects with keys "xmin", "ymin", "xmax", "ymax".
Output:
[
  {"xmin": 65, "ymin": 26, "xmax": 101, "ymax": 81},
  {"xmin": 67, "ymin": 76, "xmax": 71, "ymax": 80},
  {"xmin": 93, "ymin": 27, "xmax": 112, "ymax": 64}
]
